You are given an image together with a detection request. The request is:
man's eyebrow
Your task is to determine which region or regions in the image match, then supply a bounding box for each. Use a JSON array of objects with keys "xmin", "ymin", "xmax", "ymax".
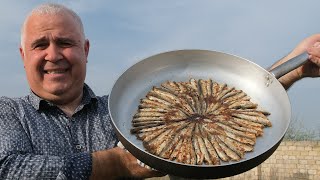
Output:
[
  {"xmin": 55, "ymin": 37, "xmax": 77, "ymax": 44},
  {"xmin": 30, "ymin": 37, "xmax": 48, "ymax": 48}
]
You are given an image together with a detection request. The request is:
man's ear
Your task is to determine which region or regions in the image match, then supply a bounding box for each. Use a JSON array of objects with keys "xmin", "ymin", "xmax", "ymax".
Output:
[
  {"xmin": 85, "ymin": 39, "xmax": 90, "ymax": 62},
  {"xmin": 19, "ymin": 46, "xmax": 26, "ymax": 68}
]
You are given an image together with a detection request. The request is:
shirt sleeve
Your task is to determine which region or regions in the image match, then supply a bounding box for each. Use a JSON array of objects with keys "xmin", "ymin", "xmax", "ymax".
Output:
[
  {"xmin": 0, "ymin": 99, "xmax": 92, "ymax": 180},
  {"xmin": 0, "ymin": 153, "xmax": 92, "ymax": 180},
  {"xmin": 61, "ymin": 152, "xmax": 92, "ymax": 179}
]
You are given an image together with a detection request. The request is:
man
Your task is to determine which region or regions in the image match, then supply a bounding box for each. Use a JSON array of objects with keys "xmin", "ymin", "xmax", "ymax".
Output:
[
  {"xmin": 0, "ymin": 2, "xmax": 319, "ymax": 180},
  {"xmin": 0, "ymin": 3, "xmax": 163, "ymax": 180}
]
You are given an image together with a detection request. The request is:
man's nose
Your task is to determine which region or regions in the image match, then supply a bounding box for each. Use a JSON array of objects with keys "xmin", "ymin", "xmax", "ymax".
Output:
[{"xmin": 45, "ymin": 44, "xmax": 63, "ymax": 62}]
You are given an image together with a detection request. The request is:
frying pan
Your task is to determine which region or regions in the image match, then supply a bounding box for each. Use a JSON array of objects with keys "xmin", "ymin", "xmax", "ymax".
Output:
[{"xmin": 108, "ymin": 50, "xmax": 308, "ymax": 179}]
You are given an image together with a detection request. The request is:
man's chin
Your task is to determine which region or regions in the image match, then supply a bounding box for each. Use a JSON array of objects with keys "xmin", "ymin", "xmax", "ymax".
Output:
[
  {"xmin": 38, "ymin": 88, "xmax": 69, "ymax": 102},
  {"xmin": 42, "ymin": 92, "xmax": 71, "ymax": 105},
  {"xmin": 35, "ymin": 83, "xmax": 83, "ymax": 104},
  {"xmin": 47, "ymin": 88, "xmax": 67, "ymax": 96}
]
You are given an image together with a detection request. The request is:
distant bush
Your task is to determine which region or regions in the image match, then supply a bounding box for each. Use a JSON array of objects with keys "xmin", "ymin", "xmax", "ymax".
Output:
[{"xmin": 283, "ymin": 117, "xmax": 317, "ymax": 141}]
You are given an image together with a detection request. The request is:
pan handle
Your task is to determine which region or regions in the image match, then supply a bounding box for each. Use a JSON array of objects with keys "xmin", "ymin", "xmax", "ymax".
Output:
[{"xmin": 269, "ymin": 51, "xmax": 309, "ymax": 79}]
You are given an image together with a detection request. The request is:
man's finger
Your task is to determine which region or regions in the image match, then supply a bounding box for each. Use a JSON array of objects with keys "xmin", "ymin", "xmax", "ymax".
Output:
[{"xmin": 136, "ymin": 167, "xmax": 167, "ymax": 178}]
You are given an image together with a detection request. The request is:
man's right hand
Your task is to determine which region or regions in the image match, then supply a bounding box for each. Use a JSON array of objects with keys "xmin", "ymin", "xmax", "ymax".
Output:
[{"xmin": 90, "ymin": 147, "xmax": 165, "ymax": 180}]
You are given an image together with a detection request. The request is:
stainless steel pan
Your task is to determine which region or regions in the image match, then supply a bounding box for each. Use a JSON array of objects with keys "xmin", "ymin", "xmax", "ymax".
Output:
[{"xmin": 108, "ymin": 50, "xmax": 308, "ymax": 179}]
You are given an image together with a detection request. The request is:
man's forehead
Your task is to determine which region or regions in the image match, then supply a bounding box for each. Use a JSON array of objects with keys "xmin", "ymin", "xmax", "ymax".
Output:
[
  {"xmin": 32, "ymin": 35, "xmax": 74, "ymax": 41},
  {"xmin": 21, "ymin": 9, "xmax": 85, "ymax": 48},
  {"xmin": 25, "ymin": 15, "xmax": 82, "ymax": 38},
  {"xmin": 25, "ymin": 29, "xmax": 78, "ymax": 40},
  {"xmin": 28, "ymin": 13, "xmax": 75, "ymax": 27}
]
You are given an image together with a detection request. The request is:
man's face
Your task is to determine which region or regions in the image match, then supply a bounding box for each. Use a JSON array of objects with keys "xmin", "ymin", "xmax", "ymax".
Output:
[{"xmin": 20, "ymin": 13, "xmax": 89, "ymax": 104}]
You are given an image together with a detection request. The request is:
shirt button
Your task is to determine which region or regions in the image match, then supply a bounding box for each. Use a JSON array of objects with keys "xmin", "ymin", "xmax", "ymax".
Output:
[{"xmin": 75, "ymin": 144, "xmax": 84, "ymax": 150}]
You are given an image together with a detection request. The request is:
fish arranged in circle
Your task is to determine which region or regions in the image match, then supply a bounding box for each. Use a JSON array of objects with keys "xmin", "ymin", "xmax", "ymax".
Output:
[{"xmin": 131, "ymin": 78, "xmax": 271, "ymax": 165}]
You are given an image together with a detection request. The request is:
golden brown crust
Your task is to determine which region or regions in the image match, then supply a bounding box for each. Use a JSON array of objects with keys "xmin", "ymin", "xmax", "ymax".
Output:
[{"xmin": 131, "ymin": 78, "xmax": 271, "ymax": 165}]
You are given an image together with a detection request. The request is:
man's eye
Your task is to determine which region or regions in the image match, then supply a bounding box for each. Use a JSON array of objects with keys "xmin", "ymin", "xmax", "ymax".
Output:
[
  {"xmin": 61, "ymin": 43, "xmax": 72, "ymax": 47},
  {"xmin": 34, "ymin": 43, "xmax": 48, "ymax": 49},
  {"xmin": 58, "ymin": 41, "xmax": 74, "ymax": 48}
]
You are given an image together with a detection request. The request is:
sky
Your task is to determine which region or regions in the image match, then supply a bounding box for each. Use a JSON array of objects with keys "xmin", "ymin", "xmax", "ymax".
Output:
[{"xmin": 0, "ymin": 0, "xmax": 319, "ymax": 132}]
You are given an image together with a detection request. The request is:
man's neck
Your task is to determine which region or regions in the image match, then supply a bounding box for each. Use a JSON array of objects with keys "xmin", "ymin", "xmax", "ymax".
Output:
[{"xmin": 57, "ymin": 91, "xmax": 83, "ymax": 117}]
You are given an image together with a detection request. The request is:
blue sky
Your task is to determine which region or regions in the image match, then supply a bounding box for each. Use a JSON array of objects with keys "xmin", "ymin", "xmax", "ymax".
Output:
[{"xmin": 0, "ymin": 1, "xmax": 319, "ymax": 131}]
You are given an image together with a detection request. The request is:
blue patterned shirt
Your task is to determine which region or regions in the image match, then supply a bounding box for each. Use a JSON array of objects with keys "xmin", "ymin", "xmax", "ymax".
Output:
[{"xmin": 0, "ymin": 84, "xmax": 118, "ymax": 180}]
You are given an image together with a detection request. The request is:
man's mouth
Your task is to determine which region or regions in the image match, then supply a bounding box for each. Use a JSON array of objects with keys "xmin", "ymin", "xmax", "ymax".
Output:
[{"xmin": 44, "ymin": 69, "xmax": 67, "ymax": 74}]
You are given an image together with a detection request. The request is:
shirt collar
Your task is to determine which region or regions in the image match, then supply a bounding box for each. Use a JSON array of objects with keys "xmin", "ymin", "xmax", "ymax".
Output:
[{"xmin": 28, "ymin": 83, "xmax": 97, "ymax": 110}]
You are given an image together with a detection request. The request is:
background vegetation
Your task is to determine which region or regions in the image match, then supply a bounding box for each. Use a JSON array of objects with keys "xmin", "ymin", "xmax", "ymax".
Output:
[{"xmin": 283, "ymin": 117, "xmax": 318, "ymax": 141}]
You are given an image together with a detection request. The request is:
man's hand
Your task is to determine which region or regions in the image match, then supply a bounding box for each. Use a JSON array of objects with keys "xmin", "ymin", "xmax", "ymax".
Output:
[
  {"xmin": 270, "ymin": 34, "xmax": 320, "ymax": 89},
  {"xmin": 90, "ymin": 147, "xmax": 166, "ymax": 180},
  {"xmin": 305, "ymin": 41, "xmax": 320, "ymax": 77}
]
